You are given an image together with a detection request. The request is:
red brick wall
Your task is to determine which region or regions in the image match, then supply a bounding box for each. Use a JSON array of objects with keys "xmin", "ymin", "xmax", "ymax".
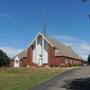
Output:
[
  {"xmin": 48, "ymin": 44, "xmax": 84, "ymax": 67},
  {"xmin": 55, "ymin": 56, "xmax": 65, "ymax": 66},
  {"xmin": 10, "ymin": 44, "xmax": 84, "ymax": 67},
  {"xmin": 64, "ymin": 57, "xmax": 84, "ymax": 66},
  {"xmin": 48, "ymin": 44, "xmax": 55, "ymax": 66},
  {"xmin": 48, "ymin": 45, "xmax": 66, "ymax": 66},
  {"xmin": 27, "ymin": 45, "xmax": 37, "ymax": 66},
  {"xmin": 27, "ymin": 45, "xmax": 33, "ymax": 66},
  {"xmin": 20, "ymin": 58, "xmax": 28, "ymax": 67},
  {"xmin": 14, "ymin": 45, "xmax": 34, "ymax": 67},
  {"xmin": 10, "ymin": 45, "xmax": 38, "ymax": 67},
  {"xmin": 10, "ymin": 60, "xmax": 14, "ymax": 67},
  {"xmin": 55, "ymin": 56, "xmax": 84, "ymax": 67},
  {"xmin": 48, "ymin": 45, "xmax": 67, "ymax": 66}
]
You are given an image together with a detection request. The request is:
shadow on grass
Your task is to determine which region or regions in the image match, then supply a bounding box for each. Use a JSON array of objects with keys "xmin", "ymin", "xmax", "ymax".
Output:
[{"xmin": 62, "ymin": 77, "xmax": 90, "ymax": 90}]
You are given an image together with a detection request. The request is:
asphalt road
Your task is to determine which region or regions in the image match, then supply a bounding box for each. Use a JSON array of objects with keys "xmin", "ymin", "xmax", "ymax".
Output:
[{"xmin": 32, "ymin": 66, "xmax": 90, "ymax": 90}]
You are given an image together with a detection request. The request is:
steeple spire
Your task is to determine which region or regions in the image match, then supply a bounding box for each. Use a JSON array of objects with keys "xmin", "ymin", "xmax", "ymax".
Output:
[{"xmin": 42, "ymin": 8, "xmax": 46, "ymax": 36}]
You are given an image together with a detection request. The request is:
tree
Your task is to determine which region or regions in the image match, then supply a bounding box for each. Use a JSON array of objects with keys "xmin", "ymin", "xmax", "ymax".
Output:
[
  {"xmin": 81, "ymin": 0, "xmax": 90, "ymax": 19},
  {"xmin": 82, "ymin": 0, "xmax": 87, "ymax": 2},
  {"xmin": 0, "ymin": 50, "xmax": 10, "ymax": 67},
  {"xmin": 87, "ymin": 54, "xmax": 90, "ymax": 64}
]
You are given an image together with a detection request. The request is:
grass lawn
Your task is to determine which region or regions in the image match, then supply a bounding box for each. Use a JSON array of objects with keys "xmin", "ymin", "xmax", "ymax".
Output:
[{"xmin": 0, "ymin": 67, "xmax": 64, "ymax": 90}]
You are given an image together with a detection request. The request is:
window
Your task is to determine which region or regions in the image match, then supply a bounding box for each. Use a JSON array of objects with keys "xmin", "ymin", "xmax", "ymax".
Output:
[
  {"xmin": 16, "ymin": 60, "xmax": 19, "ymax": 64},
  {"xmin": 55, "ymin": 48, "xmax": 60, "ymax": 55},
  {"xmin": 65, "ymin": 58, "xmax": 69, "ymax": 64},
  {"xmin": 23, "ymin": 57, "xmax": 27, "ymax": 59},
  {"xmin": 69, "ymin": 59, "xmax": 73, "ymax": 64}
]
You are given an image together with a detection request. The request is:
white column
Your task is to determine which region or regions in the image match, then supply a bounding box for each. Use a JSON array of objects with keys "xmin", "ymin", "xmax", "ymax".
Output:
[
  {"xmin": 35, "ymin": 38, "xmax": 37, "ymax": 64},
  {"xmin": 42, "ymin": 37, "xmax": 44, "ymax": 64}
]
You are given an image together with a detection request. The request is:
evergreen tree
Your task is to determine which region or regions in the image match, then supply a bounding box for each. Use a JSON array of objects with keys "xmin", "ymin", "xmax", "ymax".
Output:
[{"xmin": 0, "ymin": 50, "xmax": 10, "ymax": 67}]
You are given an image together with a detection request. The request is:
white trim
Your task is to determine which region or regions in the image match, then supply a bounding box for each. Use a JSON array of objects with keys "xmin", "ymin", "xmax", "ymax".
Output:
[
  {"xmin": 27, "ymin": 32, "xmax": 54, "ymax": 48},
  {"xmin": 40, "ymin": 33, "xmax": 54, "ymax": 47},
  {"xmin": 35, "ymin": 38, "xmax": 37, "ymax": 64},
  {"xmin": 42, "ymin": 37, "xmax": 44, "ymax": 64}
]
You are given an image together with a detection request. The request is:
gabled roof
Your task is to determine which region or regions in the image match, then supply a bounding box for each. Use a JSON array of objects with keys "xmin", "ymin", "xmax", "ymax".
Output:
[
  {"xmin": 14, "ymin": 32, "xmax": 82, "ymax": 60},
  {"xmin": 28, "ymin": 32, "xmax": 54, "ymax": 48},
  {"xmin": 33, "ymin": 33, "xmax": 82, "ymax": 60},
  {"xmin": 45, "ymin": 34, "xmax": 82, "ymax": 60},
  {"xmin": 13, "ymin": 50, "xmax": 27, "ymax": 60}
]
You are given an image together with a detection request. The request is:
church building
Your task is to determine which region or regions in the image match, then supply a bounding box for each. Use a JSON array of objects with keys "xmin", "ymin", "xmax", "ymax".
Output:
[{"xmin": 10, "ymin": 32, "xmax": 84, "ymax": 68}]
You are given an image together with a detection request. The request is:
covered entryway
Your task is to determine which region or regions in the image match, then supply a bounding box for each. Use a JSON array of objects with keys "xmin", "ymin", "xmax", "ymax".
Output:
[{"xmin": 14, "ymin": 56, "xmax": 20, "ymax": 68}]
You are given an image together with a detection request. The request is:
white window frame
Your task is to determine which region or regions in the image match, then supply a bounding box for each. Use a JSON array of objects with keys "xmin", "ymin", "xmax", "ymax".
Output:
[
  {"xmin": 55, "ymin": 48, "xmax": 60, "ymax": 55},
  {"xmin": 65, "ymin": 58, "xmax": 69, "ymax": 64}
]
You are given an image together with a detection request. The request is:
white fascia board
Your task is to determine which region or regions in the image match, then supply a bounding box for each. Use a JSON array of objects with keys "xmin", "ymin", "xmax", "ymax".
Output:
[
  {"xmin": 27, "ymin": 32, "xmax": 54, "ymax": 49},
  {"xmin": 39, "ymin": 33, "xmax": 54, "ymax": 47},
  {"xmin": 15, "ymin": 56, "xmax": 19, "ymax": 60},
  {"xmin": 27, "ymin": 33, "xmax": 41, "ymax": 49}
]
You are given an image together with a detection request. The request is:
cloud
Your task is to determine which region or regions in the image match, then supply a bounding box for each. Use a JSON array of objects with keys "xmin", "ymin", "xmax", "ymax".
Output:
[
  {"xmin": 80, "ymin": 42, "xmax": 90, "ymax": 50},
  {"xmin": 0, "ymin": 47, "xmax": 24, "ymax": 58},
  {"xmin": 53, "ymin": 35, "xmax": 90, "ymax": 60}
]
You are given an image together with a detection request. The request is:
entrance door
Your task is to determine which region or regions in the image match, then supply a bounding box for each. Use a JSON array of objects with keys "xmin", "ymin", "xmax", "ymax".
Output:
[
  {"xmin": 14, "ymin": 56, "xmax": 20, "ymax": 68},
  {"xmin": 38, "ymin": 55, "xmax": 42, "ymax": 66}
]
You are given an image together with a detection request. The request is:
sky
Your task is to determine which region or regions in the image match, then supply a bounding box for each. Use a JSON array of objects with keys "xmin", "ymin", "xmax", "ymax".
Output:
[{"xmin": 0, "ymin": 0, "xmax": 90, "ymax": 59}]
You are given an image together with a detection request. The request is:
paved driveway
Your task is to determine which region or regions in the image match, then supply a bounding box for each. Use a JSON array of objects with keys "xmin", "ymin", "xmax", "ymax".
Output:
[{"xmin": 32, "ymin": 66, "xmax": 90, "ymax": 90}]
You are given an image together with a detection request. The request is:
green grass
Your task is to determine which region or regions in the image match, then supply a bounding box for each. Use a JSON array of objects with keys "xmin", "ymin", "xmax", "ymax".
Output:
[{"xmin": 0, "ymin": 67, "xmax": 64, "ymax": 90}]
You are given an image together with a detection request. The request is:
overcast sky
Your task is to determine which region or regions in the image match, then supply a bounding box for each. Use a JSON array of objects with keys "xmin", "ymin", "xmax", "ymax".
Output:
[{"xmin": 0, "ymin": 0, "xmax": 90, "ymax": 60}]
